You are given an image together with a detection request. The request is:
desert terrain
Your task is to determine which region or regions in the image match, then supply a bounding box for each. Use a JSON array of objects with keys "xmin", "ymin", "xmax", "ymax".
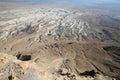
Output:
[{"xmin": 0, "ymin": 2, "xmax": 120, "ymax": 80}]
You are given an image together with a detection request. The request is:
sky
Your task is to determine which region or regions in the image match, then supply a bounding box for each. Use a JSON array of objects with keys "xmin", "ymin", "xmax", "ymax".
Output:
[
  {"xmin": 1, "ymin": 0, "xmax": 120, "ymax": 6},
  {"xmin": 0, "ymin": 0, "xmax": 120, "ymax": 5},
  {"xmin": 0, "ymin": 0, "xmax": 119, "ymax": 3}
]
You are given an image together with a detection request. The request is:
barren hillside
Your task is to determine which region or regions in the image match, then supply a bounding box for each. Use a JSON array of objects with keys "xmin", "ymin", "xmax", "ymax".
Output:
[{"xmin": 0, "ymin": 3, "xmax": 120, "ymax": 80}]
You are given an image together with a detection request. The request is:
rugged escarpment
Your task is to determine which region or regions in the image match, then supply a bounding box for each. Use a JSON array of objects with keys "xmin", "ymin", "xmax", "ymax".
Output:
[{"xmin": 0, "ymin": 7, "xmax": 120, "ymax": 80}]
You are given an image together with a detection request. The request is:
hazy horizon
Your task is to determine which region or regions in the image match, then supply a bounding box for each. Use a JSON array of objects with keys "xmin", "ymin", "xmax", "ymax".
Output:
[{"xmin": 0, "ymin": 0, "xmax": 120, "ymax": 13}]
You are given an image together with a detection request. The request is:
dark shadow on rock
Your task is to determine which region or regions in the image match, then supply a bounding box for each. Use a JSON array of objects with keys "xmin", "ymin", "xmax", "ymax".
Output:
[
  {"xmin": 79, "ymin": 70, "xmax": 98, "ymax": 77},
  {"xmin": 16, "ymin": 53, "xmax": 31, "ymax": 61}
]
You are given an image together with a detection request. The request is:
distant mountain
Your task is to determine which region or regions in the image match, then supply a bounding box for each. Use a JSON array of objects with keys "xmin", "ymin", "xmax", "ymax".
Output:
[{"xmin": 1, "ymin": 0, "xmax": 120, "ymax": 13}]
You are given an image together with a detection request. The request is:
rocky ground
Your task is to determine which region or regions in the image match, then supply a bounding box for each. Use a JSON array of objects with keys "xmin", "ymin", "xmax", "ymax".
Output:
[{"xmin": 0, "ymin": 3, "xmax": 120, "ymax": 80}]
